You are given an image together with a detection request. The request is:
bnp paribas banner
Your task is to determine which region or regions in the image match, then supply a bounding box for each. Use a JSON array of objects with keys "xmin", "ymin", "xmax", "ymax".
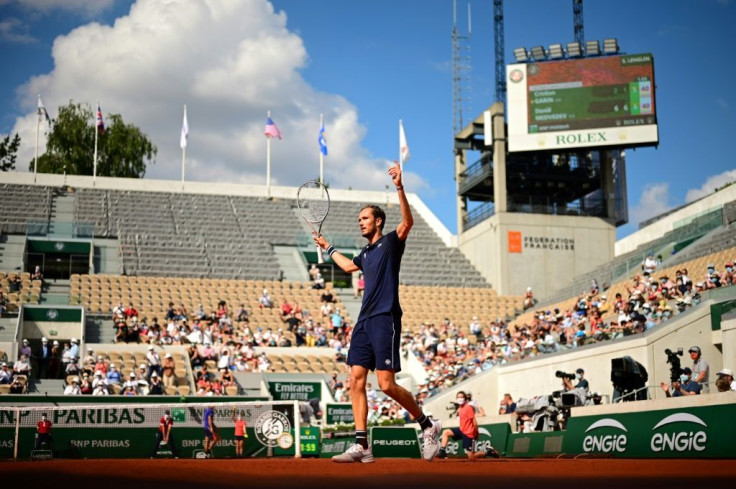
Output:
[{"xmin": 563, "ymin": 403, "xmax": 736, "ymax": 458}]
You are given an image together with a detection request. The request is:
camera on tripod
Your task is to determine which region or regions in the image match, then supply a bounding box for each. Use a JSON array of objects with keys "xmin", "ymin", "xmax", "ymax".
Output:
[
  {"xmin": 664, "ymin": 348, "xmax": 684, "ymax": 382},
  {"xmin": 555, "ymin": 370, "xmax": 576, "ymax": 381}
]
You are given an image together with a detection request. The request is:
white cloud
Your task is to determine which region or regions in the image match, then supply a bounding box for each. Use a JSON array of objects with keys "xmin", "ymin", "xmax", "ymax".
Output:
[
  {"xmin": 10, "ymin": 0, "xmax": 427, "ymax": 192},
  {"xmin": 629, "ymin": 183, "xmax": 672, "ymax": 226},
  {"xmin": 0, "ymin": 0, "xmax": 114, "ymax": 16},
  {"xmin": 685, "ymin": 169, "xmax": 736, "ymax": 202},
  {"xmin": 0, "ymin": 17, "xmax": 36, "ymax": 43}
]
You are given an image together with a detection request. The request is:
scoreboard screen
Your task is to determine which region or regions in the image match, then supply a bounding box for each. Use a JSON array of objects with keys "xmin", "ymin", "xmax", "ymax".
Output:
[{"xmin": 507, "ymin": 53, "xmax": 658, "ymax": 152}]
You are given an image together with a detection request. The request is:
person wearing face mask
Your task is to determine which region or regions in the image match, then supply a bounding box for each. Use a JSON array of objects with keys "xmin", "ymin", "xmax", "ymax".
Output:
[
  {"xmin": 562, "ymin": 368, "xmax": 589, "ymax": 391},
  {"xmin": 231, "ymin": 408, "xmax": 247, "ymax": 458},
  {"xmin": 35, "ymin": 413, "xmax": 53, "ymax": 451},
  {"xmin": 437, "ymin": 391, "xmax": 500, "ymax": 459},
  {"xmin": 660, "ymin": 367, "xmax": 701, "ymax": 397},
  {"xmin": 152, "ymin": 409, "xmax": 178, "ymax": 458}
]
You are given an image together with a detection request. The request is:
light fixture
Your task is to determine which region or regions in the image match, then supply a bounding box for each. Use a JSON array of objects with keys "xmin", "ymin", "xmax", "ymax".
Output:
[
  {"xmin": 566, "ymin": 41, "xmax": 583, "ymax": 58},
  {"xmin": 548, "ymin": 43, "xmax": 565, "ymax": 59},
  {"xmin": 513, "ymin": 47, "xmax": 529, "ymax": 62},
  {"xmin": 603, "ymin": 38, "xmax": 619, "ymax": 54},
  {"xmin": 585, "ymin": 40, "xmax": 600, "ymax": 56},
  {"xmin": 530, "ymin": 45, "xmax": 546, "ymax": 61}
]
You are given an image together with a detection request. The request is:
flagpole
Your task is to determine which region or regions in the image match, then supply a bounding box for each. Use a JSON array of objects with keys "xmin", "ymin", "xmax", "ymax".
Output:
[
  {"xmin": 181, "ymin": 105, "xmax": 187, "ymax": 190},
  {"xmin": 34, "ymin": 96, "xmax": 40, "ymax": 183},
  {"xmin": 319, "ymin": 114, "xmax": 324, "ymax": 184},
  {"xmin": 93, "ymin": 99, "xmax": 99, "ymax": 184},
  {"xmin": 398, "ymin": 119, "xmax": 403, "ymax": 172},
  {"xmin": 266, "ymin": 110, "xmax": 272, "ymax": 197}
]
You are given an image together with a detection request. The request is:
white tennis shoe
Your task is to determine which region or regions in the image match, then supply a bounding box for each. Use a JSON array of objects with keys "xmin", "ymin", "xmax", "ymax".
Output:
[
  {"xmin": 332, "ymin": 443, "xmax": 375, "ymax": 463},
  {"xmin": 422, "ymin": 419, "xmax": 442, "ymax": 461}
]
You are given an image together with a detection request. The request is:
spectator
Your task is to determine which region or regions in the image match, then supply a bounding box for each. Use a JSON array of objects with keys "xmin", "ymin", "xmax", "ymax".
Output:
[
  {"xmin": 122, "ymin": 371, "xmax": 138, "ymax": 393},
  {"xmin": 14, "ymin": 354, "xmax": 31, "ymax": 378},
  {"xmin": 92, "ymin": 370, "xmax": 109, "ymax": 392},
  {"xmin": 689, "ymin": 346, "xmax": 709, "ymax": 391},
  {"xmin": 146, "ymin": 346, "xmax": 163, "ymax": 379},
  {"xmin": 523, "ymin": 287, "xmax": 534, "ymax": 310},
  {"xmin": 259, "ymin": 289, "xmax": 273, "ymax": 308},
  {"xmin": 189, "ymin": 343, "xmax": 203, "ymax": 368},
  {"xmin": 36, "ymin": 337, "xmax": 52, "ymax": 379},
  {"xmin": 9, "ymin": 376, "xmax": 25, "ymax": 394},
  {"xmin": 107, "ymin": 363, "xmax": 123, "ymax": 385},
  {"xmin": 716, "ymin": 368, "xmax": 736, "ymax": 391},
  {"xmin": 162, "ymin": 353, "xmax": 176, "ymax": 389},
  {"xmin": 19, "ymin": 339, "xmax": 31, "ymax": 358},
  {"xmin": 0, "ymin": 290, "xmax": 6, "ymax": 316},
  {"xmin": 112, "ymin": 301, "xmax": 126, "ymax": 320},
  {"xmin": 235, "ymin": 304, "xmax": 249, "ymax": 323},
  {"xmin": 312, "ymin": 273, "xmax": 325, "ymax": 290},
  {"xmin": 320, "ymin": 289, "xmax": 335, "ymax": 303},
  {"xmin": 137, "ymin": 378, "xmax": 150, "ymax": 396},
  {"xmin": 498, "ymin": 393, "xmax": 516, "ymax": 414},
  {"xmin": 210, "ymin": 377, "xmax": 224, "ymax": 396},
  {"xmin": 64, "ymin": 377, "xmax": 81, "ymax": 395},
  {"xmin": 79, "ymin": 373, "xmax": 93, "ymax": 394},
  {"xmin": 8, "ymin": 273, "xmax": 21, "ymax": 293},
  {"xmin": 642, "ymin": 253, "xmax": 657, "ymax": 274},
  {"xmin": 149, "ymin": 372, "xmax": 164, "ymax": 395},
  {"xmin": 49, "ymin": 340, "xmax": 61, "ymax": 379},
  {"xmin": 0, "ymin": 362, "xmax": 12, "ymax": 384},
  {"xmin": 220, "ymin": 368, "xmax": 235, "ymax": 388},
  {"xmin": 660, "ymin": 367, "xmax": 700, "ymax": 397},
  {"xmin": 125, "ymin": 302, "xmax": 139, "ymax": 320}
]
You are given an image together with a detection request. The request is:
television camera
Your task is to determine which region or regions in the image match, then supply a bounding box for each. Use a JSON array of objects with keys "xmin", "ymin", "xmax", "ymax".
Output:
[
  {"xmin": 664, "ymin": 348, "xmax": 684, "ymax": 382},
  {"xmin": 611, "ymin": 356, "xmax": 648, "ymax": 402}
]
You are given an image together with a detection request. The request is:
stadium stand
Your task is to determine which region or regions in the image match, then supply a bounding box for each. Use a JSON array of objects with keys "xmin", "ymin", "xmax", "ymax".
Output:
[
  {"xmin": 0, "ymin": 184, "xmax": 53, "ymax": 234},
  {"xmin": 0, "ymin": 272, "xmax": 42, "ymax": 313},
  {"xmin": 72, "ymin": 185, "xmax": 488, "ymax": 286}
]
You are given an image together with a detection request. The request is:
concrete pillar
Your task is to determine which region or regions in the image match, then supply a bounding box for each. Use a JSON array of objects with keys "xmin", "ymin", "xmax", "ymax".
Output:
[{"xmin": 491, "ymin": 102, "xmax": 507, "ymax": 213}]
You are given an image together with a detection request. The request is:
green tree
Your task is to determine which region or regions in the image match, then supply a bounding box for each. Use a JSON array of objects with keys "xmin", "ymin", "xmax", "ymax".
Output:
[
  {"xmin": 0, "ymin": 133, "xmax": 21, "ymax": 171},
  {"xmin": 31, "ymin": 101, "xmax": 156, "ymax": 177}
]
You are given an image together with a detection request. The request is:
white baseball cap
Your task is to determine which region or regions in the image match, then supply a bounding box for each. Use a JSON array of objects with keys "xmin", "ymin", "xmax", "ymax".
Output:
[{"xmin": 717, "ymin": 368, "xmax": 734, "ymax": 377}]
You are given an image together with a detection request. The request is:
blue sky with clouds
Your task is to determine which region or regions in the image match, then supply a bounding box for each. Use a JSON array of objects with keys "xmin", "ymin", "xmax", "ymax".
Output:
[{"xmin": 1, "ymin": 0, "xmax": 734, "ymax": 240}]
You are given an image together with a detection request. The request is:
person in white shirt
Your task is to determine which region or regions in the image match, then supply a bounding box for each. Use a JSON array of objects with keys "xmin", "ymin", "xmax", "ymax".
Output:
[
  {"xmin": 146, "ymin": 346, "xmax": 162, "ymax": 378},
  {"xmin": 716, "ymin": 368, "xmax": 736, "ymax": 391},
  {"xmin": 122, "ymin": 372, "xmax": 139, "ymax": 392},
  {"xmin": 64, "ymin": 378, "xmax": 82, "ymax": 395},
  {"xmin": 93, "ymin": 383, "xmax": 109, "ymax": 395},
  {"xmin": 92, "ymin": 370, "xmax": 109, "ymax": 391},
  {"xmin": 0, "ymin": 362, "xmax": 11, "ymax": 384}
]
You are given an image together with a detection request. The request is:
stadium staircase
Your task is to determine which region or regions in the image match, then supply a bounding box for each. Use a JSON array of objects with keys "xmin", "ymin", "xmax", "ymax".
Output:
[
  {"xmin": 334, "ymin": 289, "xmax": 362, "ymax": 323},
  {"xmin": 48, "ymin": 188, "xmax": 75, "ymax": 235},
  {"xmin": 0, "ymin": 234, "xmax": 26, "ymax": 272},
  {"xmin": 84, "ymin": 317, "xmax": 115, "ymax": 344},
  {"xmin": 39, "ymin": 279, "xmax": 70, "ymax": 306},
  {"xmin": 26, "ymin": 378, "xmax": 64, "ymax": 395}
]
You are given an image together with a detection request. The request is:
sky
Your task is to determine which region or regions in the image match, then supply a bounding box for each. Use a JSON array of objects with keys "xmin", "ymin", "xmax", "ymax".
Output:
[{"xmin": 0, "ymin": 0, "xmax": 735, "ymax": 240}]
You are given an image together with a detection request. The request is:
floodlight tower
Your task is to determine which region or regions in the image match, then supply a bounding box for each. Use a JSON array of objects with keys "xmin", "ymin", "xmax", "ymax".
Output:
[
  {"xmin": 573, "ymin": 0, "xmax": 584, "ymax": 45},
  {"xmin": 493, "ymin": 0, "xmax": 506, "ymax": 106},
  {"xmin": 452, "ymin": 0, "xmax": 472, "ymax": 136}
]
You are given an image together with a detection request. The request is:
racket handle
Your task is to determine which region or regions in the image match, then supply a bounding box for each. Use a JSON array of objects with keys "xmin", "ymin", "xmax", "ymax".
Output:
[{"xmin": 317, "ymin": 245, "xmax": 324, "ymax": 264}]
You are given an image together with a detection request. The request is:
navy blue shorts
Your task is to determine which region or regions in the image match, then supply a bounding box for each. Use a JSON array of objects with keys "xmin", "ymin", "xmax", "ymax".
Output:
[
  {"xmin": 347, "ymin": 312, "xmax": 402, "ymax": 372},
  {"xmin": 203, "ymin": 428, "xmax": 214, "ymax": 440},
  {"xmin": 450, "ymin": 427, "xmax": 475, "ymax": 451}
]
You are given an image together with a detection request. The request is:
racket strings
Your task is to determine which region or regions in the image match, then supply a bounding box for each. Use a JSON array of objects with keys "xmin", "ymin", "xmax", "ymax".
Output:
[{"xmin": 297, "ymin": 184, "xmax": 329, "ymax": 223}]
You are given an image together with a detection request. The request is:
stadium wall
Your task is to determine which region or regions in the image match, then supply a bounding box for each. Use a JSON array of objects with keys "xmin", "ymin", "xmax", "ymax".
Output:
[
  {"xmin": 616, "ymin": 184, "xmax": 736, "ymax": 256},
  {"xmin": 458, "ymin": 211, "xmax": 615, "ymax": 297},
  {"xmin": 423, "ymin": 298, "xmax": 726, "ymax": 424},
  {"xmin": 0, "ymin": 172, "xmax": 454, "ymax": 246}
]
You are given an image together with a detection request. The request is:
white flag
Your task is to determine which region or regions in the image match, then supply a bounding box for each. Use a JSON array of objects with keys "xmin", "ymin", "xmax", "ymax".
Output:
[
  {"xmin": 399, "ymin": 119, "xmax": 410, "ymax": 165},
  {"xmin": 180, "ymin": 106, "xmax": 189, "ymax": 149}
]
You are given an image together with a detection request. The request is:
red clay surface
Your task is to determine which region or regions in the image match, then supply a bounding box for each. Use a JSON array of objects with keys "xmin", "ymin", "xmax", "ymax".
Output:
[{"xmin": 3, "ymin": 458, "xmax": 735, "ymax": 489}]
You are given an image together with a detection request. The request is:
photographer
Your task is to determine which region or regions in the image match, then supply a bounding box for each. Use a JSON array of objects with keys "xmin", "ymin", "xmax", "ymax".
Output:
[
  {"xmin": 660, "ymin": 367, "xmax": 701, "ymax": 397},
  {"xmin": 688, "ymin": 346, "xmax": 709, "ymax": 392},
  {"xmin": 562, "ymin": 368, "xmax": 589, "ymax": 391}
]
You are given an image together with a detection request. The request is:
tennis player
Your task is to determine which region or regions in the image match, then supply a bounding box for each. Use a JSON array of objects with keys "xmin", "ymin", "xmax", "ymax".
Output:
[
  {"xmin": 203, "ymin": 404, "xmax": 219, "ymax": 458},
  {"xmin": 314, "ymin": 161, "xmax": 441, "ymax": 463}
]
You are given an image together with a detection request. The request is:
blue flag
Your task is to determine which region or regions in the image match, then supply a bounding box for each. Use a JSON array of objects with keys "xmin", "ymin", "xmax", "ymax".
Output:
[{"xmin": 318, "ymin": 121, "xmax": 328, "ymax": 156}]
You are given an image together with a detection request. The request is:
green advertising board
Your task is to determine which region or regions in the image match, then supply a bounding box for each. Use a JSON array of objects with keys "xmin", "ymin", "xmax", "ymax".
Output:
[
  {"xmin": 443, "ymin": 423, "xmax": 511, "ymax": 458},
  {"xmin": 268, "ymin": 381, "xmax": 321, "ymax": 401},
  {"xmin": 325, "ymin": 403, "xmax": 354, "ymax": 425},
  {"xmin": 23, "ymin": 307, "xmax": 83, "ymax": 323},
  {"xmin": 299, "ymin": 426, "xmax": 320, "ymax": 457},
  {"xmin": 504, "ymin": 431, "xmax": 565, "ymax": 458},
  {"xmin": 562, "ymin": 403, "xmax": 736, "ymax": 458},
  {"xmin": 27, "ymin": 240, "xmax": 91, "ymax": 254},
  {"xmin": 370, "ymin": 426, "xmax": 420, "ymax": 458}
]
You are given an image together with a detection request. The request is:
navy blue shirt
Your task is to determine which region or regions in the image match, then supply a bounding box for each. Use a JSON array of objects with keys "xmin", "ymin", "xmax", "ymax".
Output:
[{"xmin": 353, "ymin": 230, "xmax": 405, "ymax": 320}]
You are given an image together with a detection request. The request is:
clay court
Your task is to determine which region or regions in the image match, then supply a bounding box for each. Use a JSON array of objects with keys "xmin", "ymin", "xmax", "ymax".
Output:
[{"xmin": 4, "ymin": 458, "xmax": 735, "ymax": 489}]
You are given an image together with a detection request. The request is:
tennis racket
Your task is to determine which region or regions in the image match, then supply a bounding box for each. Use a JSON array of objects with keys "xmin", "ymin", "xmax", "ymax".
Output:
[{"xmin": 297, "ymin": 180, "xmax": 330, "ymax": 264}]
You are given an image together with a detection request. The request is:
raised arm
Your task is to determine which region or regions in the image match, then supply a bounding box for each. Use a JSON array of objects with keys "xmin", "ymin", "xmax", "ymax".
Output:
[
  {"xmin": 313, "ymin": 232, "xmax": 359, "ymax": 274},
  {"xmin": 389, "ymin": 161, "xmax": 413, "ymax": 241}
]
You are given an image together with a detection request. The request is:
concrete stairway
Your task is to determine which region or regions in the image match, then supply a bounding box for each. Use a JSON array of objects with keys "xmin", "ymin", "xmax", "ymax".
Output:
[
  {"xmin": 27, "ymin": 378, "xmax": 65, "ymax": 395},
  {"xmin": 85, "ymin": 318, "xmax": 115, "ymax": 344},
  {"xmin": 0, "ymin": 234, "xmax": 26, "ymax": 271},
  {"xmin": 48, "ymin": 193, "xmax": 75, "ymax": 236},
  {"xmin": 273, "ymin": 245, "xmax": 309, "ymax": 282}
]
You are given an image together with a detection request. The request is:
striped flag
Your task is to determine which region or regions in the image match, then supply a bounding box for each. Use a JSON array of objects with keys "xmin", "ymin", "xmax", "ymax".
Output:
[
  {"xmin": 318, "ymin": 120, "xmax": 328, "ymax": 156},
  {"xmin": 264, "ymin": 116, "xmax": 282, "ymax": 139},
  {"xmin": 96, "ymin": 104, "xmax": 105, "ymax": 134},
  {"xmin": 180, "ymin": 106, "xmax": 189, "ymax": 149},
  {"xmin": 37, "ymin": 95, "xmax": 51, "ymax": 126},
  {"xmin": 399, "ymin": 120, "xmax": 410, "ymax": 165}
]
